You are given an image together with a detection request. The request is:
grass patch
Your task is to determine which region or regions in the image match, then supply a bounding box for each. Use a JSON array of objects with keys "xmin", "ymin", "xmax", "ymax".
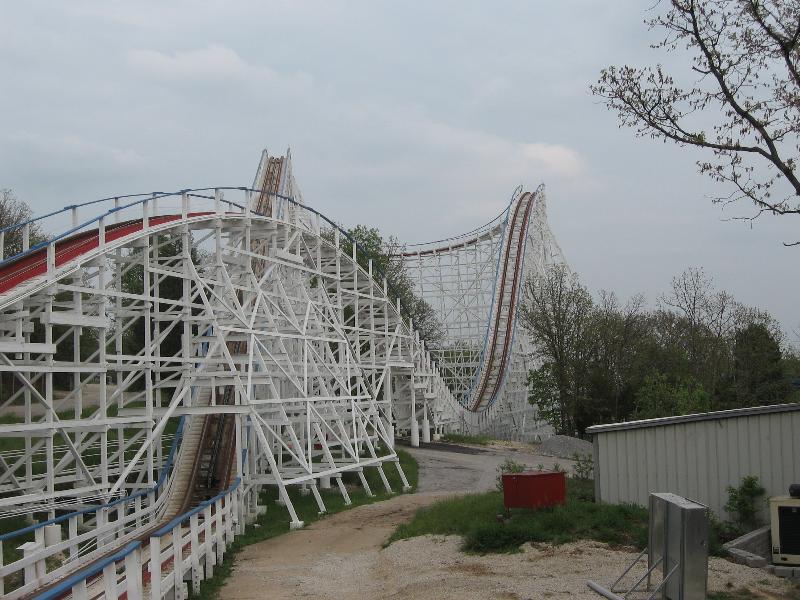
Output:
[
  {"xmin": 196, "ymin": 449, "xmax": 418, "ymax": 600},
  {"xmin": 389, "ymin": 477, "xmax": 738, "ymax": 558},
  {"xmin": 389, "ymin": 478, "xmax": 648, "ymax": 553},
  {"xmin": 439, "ymin": 433, "xmax": 492, "ymax": 446}
]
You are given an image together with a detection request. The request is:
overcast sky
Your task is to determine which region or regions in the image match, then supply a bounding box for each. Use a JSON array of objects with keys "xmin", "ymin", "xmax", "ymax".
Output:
[{"xmin": 1, "ymin": 1, "xmax": 797, "ymax": 342}]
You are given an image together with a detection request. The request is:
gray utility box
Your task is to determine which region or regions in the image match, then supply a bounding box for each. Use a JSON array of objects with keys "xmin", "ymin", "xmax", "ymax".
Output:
[{"xmin": 649, "ymin": 493, "xmax": 709, "ymax": 600}]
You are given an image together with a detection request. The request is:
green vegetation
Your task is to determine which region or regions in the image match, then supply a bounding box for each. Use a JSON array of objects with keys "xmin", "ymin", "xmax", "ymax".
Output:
[
  {"xmin": 390, "ymin": 471, "xmax": 741, "ymax": 559},
  {"xmin": 390, "ymin": 469, "xmax": 742, "ymax": 560},
  {"xmin": 495, "ymin": 458, "xmax": 526, "ymax": 490},
  {"xmin": 324, "ymin": 225, "xmax": 443, "ymax": 346},
  {"xmin": 197, "ymin": 450, "xmax": 418, "ymax": 600},
  {"xmin": 439, "ymin": 433, "xmax": 492, "ymax": 446},
  {"xmin": 572, "ymin": 452, "xmax": 594, "ymax": 480},
  {"xmin": 634, "ymin": 373, "xmax": 711, "ymax": 420},
  {"xmin": 389, "ymin": 478, "xmax": 648, "ymax": 554},
  {"xmin": 724, "ymin": 475, "xmax": 766, "ymax": 533},
  {"xmin": 522, "ymin": 266, "xmax": 799, "ymax": 436}
]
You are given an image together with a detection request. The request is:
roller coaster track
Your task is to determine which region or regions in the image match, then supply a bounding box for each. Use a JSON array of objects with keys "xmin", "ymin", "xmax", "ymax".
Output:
[
  {"xmin": 0, "ymin": 151, "xmax": 563, "ymax": 598},
  {"xmin": 399, "ymin": 185, "xmax": 564, "ymax": 436},
  {"xmin": 0, "ymin": 216, "xmax": 236, "ymax": 600},
  {"xmin": 469, "ymin": 191, "xmax": 534, "ymax": 411}
]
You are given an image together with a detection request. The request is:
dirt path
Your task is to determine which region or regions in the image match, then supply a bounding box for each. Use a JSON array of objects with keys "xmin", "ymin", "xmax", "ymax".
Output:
[{"xmin": 220, "ymin": 444, "xmax": 795, "ymax": 600}]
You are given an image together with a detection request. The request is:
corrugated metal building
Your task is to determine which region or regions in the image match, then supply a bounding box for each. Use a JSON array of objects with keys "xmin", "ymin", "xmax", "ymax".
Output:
[{"xmin": 586, "ymin": 403, "xmax": 800, "ymax": 516}]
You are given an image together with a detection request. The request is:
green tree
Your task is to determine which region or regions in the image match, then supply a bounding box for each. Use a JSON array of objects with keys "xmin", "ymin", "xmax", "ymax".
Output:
[
  {"xmin": 329, "ymin": 225, "xmax": 444, "ymax": 346},
  {"xmin": 523, "ymin": 265, "xmax": 792, "ymax": 431},
  {"xmin": 782, "ymin": 347, "xmax": 800, "ymax": 397},
  {"xmin": 587, "ymin": 291, "xmax": 650, "ymax": 423},
  {"xmin": 725, "ymin": 475, "xmax": 766, "ymax": 531},
  {"xmin": 729, "ymin": 323, "xmax": 790, "ymax": 407},
  {"xmin": 520, "ymin": 264, "xmax": 595, "ymax": 435},
  {"xmin": 634, "ymin": 372, "xmax": 711, "ymax": 419},
  {"xmin": 527, "ymin": 363, "xmax": 561, "ymax": 432}
]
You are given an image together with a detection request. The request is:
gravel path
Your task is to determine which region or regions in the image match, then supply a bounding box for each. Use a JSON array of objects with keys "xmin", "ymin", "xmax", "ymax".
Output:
[
  {"xmin": 219, "ymin": 443, "xmax": 796, "ymax": 600},
  {"xmin": 537, "ymin": 434, "xmax": 593, "ymax": 460}
]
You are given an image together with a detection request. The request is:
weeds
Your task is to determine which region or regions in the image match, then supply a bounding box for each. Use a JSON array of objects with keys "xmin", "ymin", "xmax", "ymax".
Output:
[
  {"xmin": 390, "ymin": 478, "xmax": 649, "ymax": 554},
  {"xmin": 572, "ymin": 452, "xmax": 594, "ymax": 480},
  {"xmin": 495, "ymin": 458, "xmax": 527, "ymax": 490},
  {"xmin": 439, "ymin": 433, "xmax": 492, "ymax": 446}
]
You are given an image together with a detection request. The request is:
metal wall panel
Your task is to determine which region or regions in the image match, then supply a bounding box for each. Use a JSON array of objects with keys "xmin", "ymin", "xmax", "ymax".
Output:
[{"xmin": 591, "ymin": 407, "xmax": 800, "ymax": 517}]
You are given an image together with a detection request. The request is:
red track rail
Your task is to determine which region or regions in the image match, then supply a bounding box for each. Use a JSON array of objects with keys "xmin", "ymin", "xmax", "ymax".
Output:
[
  {"xmin": 470, "ymin": 192, "xmax": 534, "ymax": 411},
  {"xmin": 0, "ymin": 213, "xmax": 214, "ymax": 294},
  {"xmin": 5, "ymin": 211, "xmax": 221, "ymax": 600}
]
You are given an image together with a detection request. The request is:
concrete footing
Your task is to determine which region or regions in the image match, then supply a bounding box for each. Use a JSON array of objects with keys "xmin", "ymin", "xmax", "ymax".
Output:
[{"xmin": 724, "ymin": 525, "xmax": 800, "ymax": 581}]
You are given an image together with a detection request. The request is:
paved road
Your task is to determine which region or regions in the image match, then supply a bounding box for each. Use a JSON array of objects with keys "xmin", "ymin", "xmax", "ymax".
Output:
[{"xmin": 408, "ymin": 441, "xmax": 576, "ymax": 494}]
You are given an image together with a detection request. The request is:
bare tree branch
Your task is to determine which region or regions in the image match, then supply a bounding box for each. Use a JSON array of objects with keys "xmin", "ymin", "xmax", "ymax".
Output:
[{"xmin": 591, "ymin": 0, "xmax": 800, "ymax": 232}]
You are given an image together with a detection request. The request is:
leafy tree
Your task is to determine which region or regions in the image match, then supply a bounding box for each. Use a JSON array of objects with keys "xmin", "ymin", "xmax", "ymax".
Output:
[
  {"xmin": 522, "ymin": 265, "xmax": 794, "ymax": 433},
  {"xmin": 589, "ymin": 291, "xmax": 650, "ymax": 423},
  {"xmin": 658, "ymin": 268, "xmax": 735, "ymax": 395},
  {"xmin": 520, "ymin": 264, "xmax": 596, "ymax": 436},
  {"xmin": 328, "ymin": 225, "xmax": 444, "ymax": 346},
  {"xmin": 729, "ymin": 322, "xmax": 790, "ymax": 407},
  {"xmin": 527, "ymin": 363, "xmax": 561, "ymax": 433},
  {"xmin": 655, "ymin": 267, "xmax": 782, "ymax": 406},
  {"xmin": 782, "ymin": 347, "xmax": 800, "ymax": 395},
  {"xmin": 634, "ymin": 372, "xmax": 711, "ymax": 419},
  {"xmin": 592, "ymin": 1, "xmax": 800, "ymax": 230}
]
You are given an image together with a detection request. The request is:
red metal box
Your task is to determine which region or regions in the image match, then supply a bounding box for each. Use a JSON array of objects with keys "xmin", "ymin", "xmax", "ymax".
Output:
[{"xmin": 502, "ymin": 470, "xmax": 566, "ymax": 509}]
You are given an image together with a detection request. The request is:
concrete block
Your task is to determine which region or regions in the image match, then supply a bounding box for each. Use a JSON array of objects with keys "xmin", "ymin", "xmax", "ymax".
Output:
[
  {"xmin": 745, "ymin": 555, "xmax": 767, "ymax": 568},
  {"xmin": 723, "ymin": 525, "xmax": 771, "ymax": 557},
  {"xmin": 727, "ymin": 549, "xmax": 748, "ymax": 564},
  {"xmin": 773, "ymin": 565, "xmax": 794, "ymax": 578},
  {"xmin": 762, "ymin": 564, "xmax": 775, "ymax": 574}
]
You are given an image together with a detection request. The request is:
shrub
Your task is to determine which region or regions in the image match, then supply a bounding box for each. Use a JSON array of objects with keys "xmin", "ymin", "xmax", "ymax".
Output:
[
  {"xmin": 464, "ymin": 522, "xmax": 531, "ymax": 553},
  {"xmin": 496, "ymin": 458, "xmax": 527, "ymax": 490},
  {"xmin": 390, "ymin": 477, "xmax": 648, "ymax": 555},
  {"xmin": 724, "ymin": 475, "xmax": 765, "ymax": 531},
  {"xmin": 572, "ymin": 452, "xmax": 594, "ymax": 480}
]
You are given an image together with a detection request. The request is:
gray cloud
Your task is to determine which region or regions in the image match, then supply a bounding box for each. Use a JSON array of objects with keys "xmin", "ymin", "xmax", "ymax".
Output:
[{"xmin": 0, "ymin": 1, "xmax": 796, "ymax": 342}]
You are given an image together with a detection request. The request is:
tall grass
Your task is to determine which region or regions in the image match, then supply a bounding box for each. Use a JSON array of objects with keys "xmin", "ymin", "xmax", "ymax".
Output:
[
  {"xmin": 389, "ymin": 478, "xmax": 648, "ymax": 553},
  {"xmin": 439, "ymin": 433, "xmax": 492, "ymax": 446}
]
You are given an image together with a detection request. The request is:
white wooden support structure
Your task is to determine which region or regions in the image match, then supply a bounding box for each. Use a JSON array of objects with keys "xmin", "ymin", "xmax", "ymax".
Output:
[{"xmin": 0, "ymin": 150, "xmax": 566, "ymax": 598}]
